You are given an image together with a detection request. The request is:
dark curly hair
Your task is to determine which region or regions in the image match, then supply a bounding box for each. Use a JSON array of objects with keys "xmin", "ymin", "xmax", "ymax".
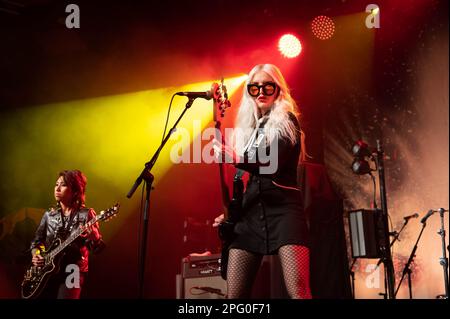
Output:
[{"xmin": 58, "ymin": 170, "xmax": 87, "ymax": 208}]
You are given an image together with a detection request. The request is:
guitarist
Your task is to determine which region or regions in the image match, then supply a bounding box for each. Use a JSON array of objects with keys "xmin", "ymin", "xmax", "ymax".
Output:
[
  {"xmin": 213, "ymin": 64, "xmax": 312, "ymax": 299},
  {"xmin": 29, "ymin": 169, "xmax": 104, "ymax": 299}
]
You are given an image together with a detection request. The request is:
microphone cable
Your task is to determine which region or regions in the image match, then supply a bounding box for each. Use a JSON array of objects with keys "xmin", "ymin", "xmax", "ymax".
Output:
[{"xmin": 161, "ymin": 94, "xmax": 177, "ymax": 144}]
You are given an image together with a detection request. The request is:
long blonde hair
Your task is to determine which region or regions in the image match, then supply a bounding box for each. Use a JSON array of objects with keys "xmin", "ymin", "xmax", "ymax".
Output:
[{"xmin": 234, "ymin": 64, "xmax": 302, "ymax": 156}]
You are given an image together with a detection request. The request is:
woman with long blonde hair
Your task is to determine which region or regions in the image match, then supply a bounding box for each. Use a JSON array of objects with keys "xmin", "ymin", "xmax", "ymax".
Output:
[{"xmin": 214, "ymin": 64, "xmax": 311, "ymax": 299}]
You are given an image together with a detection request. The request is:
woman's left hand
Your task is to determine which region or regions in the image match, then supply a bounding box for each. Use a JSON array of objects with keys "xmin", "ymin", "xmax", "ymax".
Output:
[
  {"xmin": 79, "ymin": 225, "xmax": 92, "ymax": 238},
  {"xmin": 212, "ymin": 138, "xmax": 239, "ymax": 164},
  {"xmin": 212, "ymin": 214, "xmax": 225, "ymax": 227}
]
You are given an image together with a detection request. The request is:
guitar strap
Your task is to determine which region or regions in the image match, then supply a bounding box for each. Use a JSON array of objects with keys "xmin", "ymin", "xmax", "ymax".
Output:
[
  {"xmin": 231, "ymin": 117, "xmax": 269, "ymax": 198},
  {"xmin": 245, "ymin": 115, "xmax": 269, "ymax": 162}
]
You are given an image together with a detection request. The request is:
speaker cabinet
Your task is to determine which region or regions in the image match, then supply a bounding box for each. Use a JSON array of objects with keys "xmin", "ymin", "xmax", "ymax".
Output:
[{"xmin": 183, "ymin": 276, "xmax": 227, "ymax": 299}]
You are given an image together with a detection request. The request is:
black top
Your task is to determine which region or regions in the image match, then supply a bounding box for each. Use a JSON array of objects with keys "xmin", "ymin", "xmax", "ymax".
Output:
[
  {"xmin": 231, "ymin": 112, "xmax": 309, "ymax": 254},
  {"xmin": 236, "ymin": 112, "xmax": 300, "ymax": 187}
]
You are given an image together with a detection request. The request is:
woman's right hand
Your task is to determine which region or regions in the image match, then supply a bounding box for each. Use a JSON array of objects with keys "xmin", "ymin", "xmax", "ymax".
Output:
[
  {"xmin": 32, "ymin": 254, "xmax": 44, "ymax": 267},
  {"xmin": 212, "ymin": 214, "xmax": 225, "ymax": 227}
]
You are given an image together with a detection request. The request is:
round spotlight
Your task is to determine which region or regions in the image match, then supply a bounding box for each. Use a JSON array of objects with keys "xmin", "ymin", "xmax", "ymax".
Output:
[
  {"xmin": 311, "ymin": 15, "xmax": 335, "ymax": 40},
  {"xmin": 352, "ymin": 159, "xmax": 371, "ymax": 175},
  {"xmin": 278, "ymin": 34, "xmax": 302, "ymax": 58},
  {"xmin": 352, "ymin": 140, "xmax": 372, "ymax": 158}
]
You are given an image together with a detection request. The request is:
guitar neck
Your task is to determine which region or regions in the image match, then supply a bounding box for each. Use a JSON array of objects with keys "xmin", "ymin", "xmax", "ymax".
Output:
[
  {"xmin": 49, "ymin": 216, "xmax": 98, "ymax": 259},
  {"xmin": 215, "ymin": 121, "xmax": 231, "ymax": 215},
  {"xmin": 211, "ymin": 80, "xmax": 232, "ymax": 219}
]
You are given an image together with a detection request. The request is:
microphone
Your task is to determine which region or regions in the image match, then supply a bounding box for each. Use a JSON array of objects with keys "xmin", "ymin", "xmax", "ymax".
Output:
[
  {"xmin": 403, "ymin": 213, "xmax": 419, "ymax": 221},
  {"xmin": 176, "ymin": 90, "xmax": 213, "ymax": 100},
  {"xmin": 420, "ymin": 210, "xmax": 435, "ymax": 224}
]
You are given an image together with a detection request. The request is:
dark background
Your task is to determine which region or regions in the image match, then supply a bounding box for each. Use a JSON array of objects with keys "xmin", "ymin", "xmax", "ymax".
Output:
[{"xmin": 0, "ymin": 0, "xmax": 448, "ymax": 298}]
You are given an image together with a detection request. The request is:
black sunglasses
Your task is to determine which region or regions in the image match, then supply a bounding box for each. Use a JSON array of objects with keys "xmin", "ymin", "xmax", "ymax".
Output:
[{"xmin": 247, "ymin": 82, "xmax": 278, "ymax": 97}]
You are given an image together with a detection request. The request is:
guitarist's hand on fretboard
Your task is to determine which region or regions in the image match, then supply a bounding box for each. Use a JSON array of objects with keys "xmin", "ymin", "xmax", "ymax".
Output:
[{"xmin": 79, "ymin": 224, "xmax": 93, "ymax": 238}]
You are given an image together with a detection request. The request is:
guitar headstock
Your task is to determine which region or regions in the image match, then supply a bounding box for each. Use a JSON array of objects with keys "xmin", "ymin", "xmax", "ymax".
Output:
[
  {"xmin": 212, "ymin": 78, "xmax": 231, "ymax": 121},
  {"xmin": 98, "ymin": 203, "xmax": 120, "ymax": 222}
]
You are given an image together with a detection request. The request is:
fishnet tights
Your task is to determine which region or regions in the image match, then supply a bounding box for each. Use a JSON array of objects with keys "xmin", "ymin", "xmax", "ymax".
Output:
[
  {"xmin": 226, "ymin": 245, "xmax": 311, "ymax": 299},
  {"xmin": 226, "ymin": 248, "xmax": 262, "ymax": 299},
  {"xmin": 278, "ymin": 245, "xmax": 312, "ymax": 299}
]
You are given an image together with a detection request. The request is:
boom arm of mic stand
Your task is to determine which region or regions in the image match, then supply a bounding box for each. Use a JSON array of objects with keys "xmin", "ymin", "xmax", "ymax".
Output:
[
  {"xmin": 127, "ymin": 97, "xmax": 195, "ymax": 199},
  {"xmin": 394, "ymin": 222, "xmax": 427, "ymax": 297},
  {"xmin": 126, "ymin": 152, "xmax": 158, "ymax": 199},
  {"xmin": 375, "ymin": 219, "xmax": 409, "ymax": 268}
]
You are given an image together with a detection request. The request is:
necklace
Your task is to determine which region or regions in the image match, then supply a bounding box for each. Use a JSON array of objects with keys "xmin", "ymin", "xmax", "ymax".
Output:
[{"xmin": 60, "ymin": 210, "xmax": 73, "ymax": 230}]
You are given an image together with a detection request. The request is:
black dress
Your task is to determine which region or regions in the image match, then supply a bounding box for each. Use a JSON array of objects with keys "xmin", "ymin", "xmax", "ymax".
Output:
[{"xmin": 230, "ymin": 112, "xmax": 309, "ymax": 255}]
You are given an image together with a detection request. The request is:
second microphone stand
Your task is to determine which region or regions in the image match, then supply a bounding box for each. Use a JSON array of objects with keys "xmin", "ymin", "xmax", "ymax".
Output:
[
  {"xmin": 437, "ymin": 208, "xmax": 449, "ymax": 299},
  {"xmin": 375, "ymin": 140, "xmax": 396, "ymax": 299},
  {"xmin": 375, "ymin": 216, "xmax": 411, "ymax": 268},
  {"xmin": 394, "ymin": 221, "xmax": 427, "ymax": 298},
  {"xmin": 375, "ymin": 215, "xmax": 412, "ymax": 298}
]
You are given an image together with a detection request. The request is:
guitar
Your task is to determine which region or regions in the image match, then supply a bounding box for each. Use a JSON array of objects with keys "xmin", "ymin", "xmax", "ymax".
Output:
[
  {"xmin": 21, "ymin": 203, "xmax": 120, "ymax": 299},
  {"xmin": 218, "ymin": 169, "xmax": 244, "ymax": 280},
  {"xmin": 211, "ymin": 80, "xmax": 244, "ymax": 280}
]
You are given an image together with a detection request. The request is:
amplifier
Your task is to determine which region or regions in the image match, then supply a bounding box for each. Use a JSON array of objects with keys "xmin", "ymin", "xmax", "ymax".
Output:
[
  {"xmin": 178, "ymin": 254, "xmax": 227, "ymax": 299},
  {"xmin": 182, "ymin": 254, "xmax": 222, "ymax": 278},
  {"xmin": 176, "ymin": 254, "xmax": 287, "ymax": 299}
]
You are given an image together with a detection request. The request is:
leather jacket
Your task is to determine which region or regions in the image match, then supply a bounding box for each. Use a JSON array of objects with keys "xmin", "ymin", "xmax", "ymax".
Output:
[{"xmin": 31, "ymin": 206, "xmax": 105, "ymax": 273}]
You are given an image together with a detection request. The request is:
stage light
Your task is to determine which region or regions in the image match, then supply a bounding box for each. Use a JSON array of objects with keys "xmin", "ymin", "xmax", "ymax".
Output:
[
  {"xmin": 311, "ymin": 15, "xmax": 335, "ymax": 40},
  {"xmin": 351, "ymin": 140, "xmax": 374, "ymax": 175},
  {"xmin": 278, "ymin": 34, "xmax": 302, "ymax": 58},
  {"xmin": 352, "ymin": 140, "xmax": 372, "ymax": 158},
  {"xmin": 0, "ymin": 74, "xmax": 246, "ymax": 207},
  {"xmin": 352, "ymin": 158, "xmax": 372, "ymax": 175}
]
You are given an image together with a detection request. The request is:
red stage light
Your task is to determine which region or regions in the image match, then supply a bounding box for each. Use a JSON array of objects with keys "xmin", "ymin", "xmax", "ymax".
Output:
[
  {"xmin": 278, "ymin": 34, "xmax": 302, "ymax": 58},
  {"xmin": 311, "ymin": 15, "xmax": 335, "ymax": 40}
]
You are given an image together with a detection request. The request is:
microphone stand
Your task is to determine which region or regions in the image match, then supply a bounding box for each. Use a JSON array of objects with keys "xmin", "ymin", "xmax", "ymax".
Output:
[
  {"xmin": 375, "ymin": 139, "xmax": 396, "ymax": 299},
  {"xmin": 376, "ymin": 228, "xmax": 402, "ymax": 300},
  {"xmin": 368, "ymin": 174, "xmax": 389, "ymax": 300},
  {"xmin": 349, "ymin": 258, "xmax": 357, "ymax": 299},
  {"xmin": 436, "ymin": 208, "xmax": 449, "ymax": 299},
  {"xmin": 375, "ymin": 218, "xmax": 410, "ymax": 268},
  {"xmin": 127, "ymin": 97, "xmax": 196, "ymax": 298},
  {"xmin": 394, "ymin": 221, "xmax": 427, "ymax": 298},
  {"xmin": 377, "ymin": 219, "xmax": 409, "ymax": 298}
]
